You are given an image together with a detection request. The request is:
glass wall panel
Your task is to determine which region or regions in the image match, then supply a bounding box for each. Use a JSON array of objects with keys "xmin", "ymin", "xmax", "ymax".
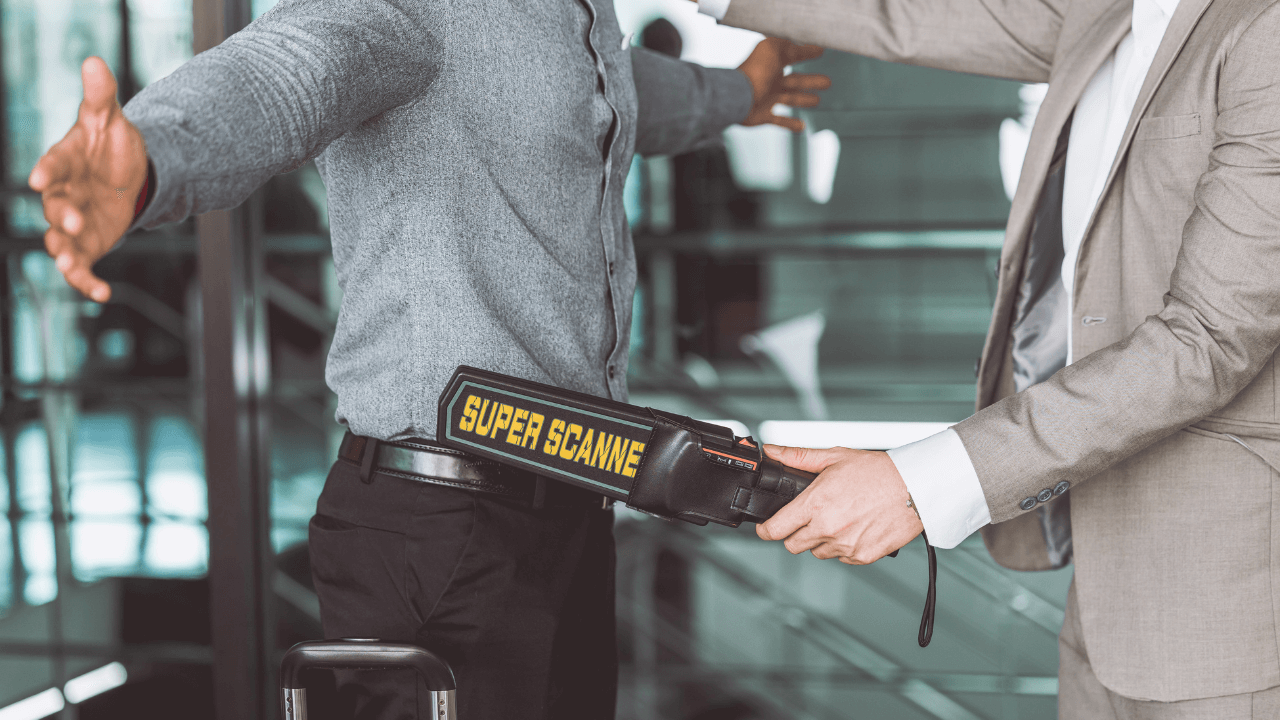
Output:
[{"xmin": 0, "ymin": 0, "xmax": 212, "ymax": 716}]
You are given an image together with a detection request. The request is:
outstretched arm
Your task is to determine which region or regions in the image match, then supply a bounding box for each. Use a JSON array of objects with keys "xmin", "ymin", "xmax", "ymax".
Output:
[
  {"xmin": 707, "ymin": 0, "xmax": 1068, "ymax": 84},
  {"xmin": 29, "ymin": 0, "xmax": 437, "ymax": 301}
]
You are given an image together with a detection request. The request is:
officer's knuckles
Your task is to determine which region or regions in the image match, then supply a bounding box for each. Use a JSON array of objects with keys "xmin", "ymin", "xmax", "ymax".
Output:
[
  {"xmin": 809, "ymin": 468, "xmax": 860, "ymax": 506},
  {"xmin": 835, "ymin": 546, "xmax": 861, "ymax": 561},
  {"xmin": 811, "ymin": 546, "xmax": 839, "ymax": 560},
  {"xmin": 805, "ymin": 515, "xmax": 844, "ymax": 540},
  {"xmin": 782, "ymin": 537, "xmax": 809, "ymax": 555},
  {"xmin": 848, "ymin": 549, "xmax": 877, "ymax": 565}
]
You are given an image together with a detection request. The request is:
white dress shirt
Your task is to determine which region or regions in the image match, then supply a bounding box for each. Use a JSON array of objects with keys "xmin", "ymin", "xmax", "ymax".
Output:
[{"xmin": 701, "ymin": 0, "xmax": 1182, "ymax": 548}]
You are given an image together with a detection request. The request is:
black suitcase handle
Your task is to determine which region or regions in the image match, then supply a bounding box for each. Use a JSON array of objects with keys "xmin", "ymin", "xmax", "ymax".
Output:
[{"xmin": 280, "ymin": 639, "xmax": 457, "ymax": 720}]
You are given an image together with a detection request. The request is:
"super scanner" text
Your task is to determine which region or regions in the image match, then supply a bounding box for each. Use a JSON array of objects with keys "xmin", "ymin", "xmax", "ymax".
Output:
[{"xmin": 457, "ymin": 395, "xmax": 646, "ymax": 478}]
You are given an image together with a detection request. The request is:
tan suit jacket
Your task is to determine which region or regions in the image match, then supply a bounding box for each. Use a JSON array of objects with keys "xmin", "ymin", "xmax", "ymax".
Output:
[{"xmin": 722, "ymin": 0, "xmax": 1280, "ymax": 703}]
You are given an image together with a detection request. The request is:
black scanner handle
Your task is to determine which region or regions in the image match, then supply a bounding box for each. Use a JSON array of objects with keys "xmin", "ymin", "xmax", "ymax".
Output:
[
  {"xmin": 756, "ymin": 456, "xmax": 899, "ymax": 560},
  {"xmin": 758, "ymin": 455, "xmax": 818, "ymax": 493}
]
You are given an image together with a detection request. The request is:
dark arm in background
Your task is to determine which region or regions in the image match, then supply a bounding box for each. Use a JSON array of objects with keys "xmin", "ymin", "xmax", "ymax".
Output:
[{"xmin": 631, "ymin": 39, "xmax": 831, "ymax": 157}]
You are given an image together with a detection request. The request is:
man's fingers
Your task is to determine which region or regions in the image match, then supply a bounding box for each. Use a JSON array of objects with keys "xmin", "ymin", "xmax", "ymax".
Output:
[
  {"xmin": 782, "ymin": 526, "xmax": 823, "ymax": 555},
  {"xmin": 28, "ymin": 164, "xmax": 50, "ymax": 192},
  {"xmin": 61, "ymin": 260, "xmax": 111, "ymax": 303},
  {"xmin": 811, "ymin": 543, "xmax": 841, "ymax": 560},
  {"xmin": 29, "ymin": 149, "xmax": 73, "ymax": 192},
  {"xmin": 757, "ymin": 113, "xmax": 798, "ymax": 131},
  {"xmin": 781, "ymin": 74, "xmax": 832, "ymax": 92},
  {"xmin": 783, "ymin": 43, "xmax": 825, "ymax": 64},
  {"xmin": 39, "ymin": 194, "xmax": 85, "ymax": 236},
  {"xmin": 771, "ymin": 92, "xmax": 821, "ymax": 109},
  {"xmin": 61, "ymin": 207, "xmax": 84, "ymax": 235},
  {"xmin": 49, "ymin": 221, "xmax": 113, "ymax": 303},
  {"xmin": 43, "ymin": 228, "xmax": 72, "ymax": 263},
  {"xmin": 80, "ymin": 57, "xmax": 119, "ymax": 115},
  {"xmin": 757, "ymin": 493, "xmax": 811, "ymax": 542},
  {"xmin": 767, "ymin": 114, "xmax": 805, "ymax": 132}
]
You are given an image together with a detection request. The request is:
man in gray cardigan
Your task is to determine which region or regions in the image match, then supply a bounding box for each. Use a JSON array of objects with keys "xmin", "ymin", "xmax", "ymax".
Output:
[{"xmin": 28, "ymin": 0, "xmax": 829, "ymax": 716}]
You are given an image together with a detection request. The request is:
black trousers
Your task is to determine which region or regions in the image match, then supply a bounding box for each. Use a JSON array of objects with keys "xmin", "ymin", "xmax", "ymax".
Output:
[{"xmin": 308, "ymin": 458, "xmax": 618, "ymax": 720}]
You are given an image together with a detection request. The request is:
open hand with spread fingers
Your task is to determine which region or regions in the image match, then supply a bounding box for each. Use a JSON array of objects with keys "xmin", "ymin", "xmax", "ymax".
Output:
[
  {"xmin": 737, "ymin": 38, "xmax": 831, "ymax": 131},
  {"xmin": 756, "ymin": 444, "xmax": 924, "ymax": 564},
  {"xmin": 28, "ymin": 56, "xmax": 148, "ymax": 303}
]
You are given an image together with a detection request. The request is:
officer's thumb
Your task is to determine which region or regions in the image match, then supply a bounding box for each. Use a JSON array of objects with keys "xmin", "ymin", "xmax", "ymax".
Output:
[{"xmin": 762, "ymin": 444, "xmax": 841, "ymax": 473}]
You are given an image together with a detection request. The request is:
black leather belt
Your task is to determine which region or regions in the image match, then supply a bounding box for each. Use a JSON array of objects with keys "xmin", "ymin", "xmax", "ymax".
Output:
[{"xmin": 337, "ymin": 432, "xmax": 605, "ymax": 509}]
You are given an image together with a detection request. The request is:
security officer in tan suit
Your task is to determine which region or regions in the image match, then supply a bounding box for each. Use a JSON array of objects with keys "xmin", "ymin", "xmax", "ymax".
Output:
[{"xmin": 690, "ymin": 0, "xmax": 1280, "ymax": 716}]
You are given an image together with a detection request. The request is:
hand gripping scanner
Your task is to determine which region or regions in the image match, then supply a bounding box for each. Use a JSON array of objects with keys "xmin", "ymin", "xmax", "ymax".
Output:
[{"xmin": 438, "ymin": 366, "xmax": 937, "ymax": 647}]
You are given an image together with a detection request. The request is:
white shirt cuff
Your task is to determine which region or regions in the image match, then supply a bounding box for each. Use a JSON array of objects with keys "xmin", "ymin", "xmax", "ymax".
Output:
[
  {"xmin": 698, "ymin": 0, "xmax": 731, "ymax": 21},
  {"xmin": 886, "ymin": 428, "xmax": 991, "ymax": 549}
]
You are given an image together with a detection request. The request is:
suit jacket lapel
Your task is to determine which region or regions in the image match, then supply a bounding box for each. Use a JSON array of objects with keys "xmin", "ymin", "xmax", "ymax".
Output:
[
  {"xmin": 1005, "ymin": 0, "xmax": 1131, "ymax": 252},
  {"xmin": 1078, "ymin": 0, "xmax": 1215, "ymax": 244},
  {"xmin": 980, "ymin": 0, "xmax": 1132, "ymax": 406}
]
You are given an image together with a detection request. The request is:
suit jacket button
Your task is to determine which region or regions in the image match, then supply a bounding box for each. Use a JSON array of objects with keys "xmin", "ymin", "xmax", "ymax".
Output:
[
  {"xmin": 1053, "ymin": 481, "xmax": 1070, "ymax": 496},
  {"xmin": 1036, "ymin": 488, "xmax": 1053, "ymax": 503},
  {"xmin": 1019, "ymin": 497, "xmax": 1037, "ymax": 511}
]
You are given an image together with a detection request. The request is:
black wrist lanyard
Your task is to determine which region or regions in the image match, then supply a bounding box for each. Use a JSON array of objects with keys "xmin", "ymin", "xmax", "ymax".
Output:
[{"xmin": 918, "ymin": 531, "xmax": 937, "ymax": 647}]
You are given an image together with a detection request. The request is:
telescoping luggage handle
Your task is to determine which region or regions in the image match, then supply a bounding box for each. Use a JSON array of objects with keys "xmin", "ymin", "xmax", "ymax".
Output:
[{"xmin": 280, "ymin": 639, "xmax": 458, "ymax": 720}]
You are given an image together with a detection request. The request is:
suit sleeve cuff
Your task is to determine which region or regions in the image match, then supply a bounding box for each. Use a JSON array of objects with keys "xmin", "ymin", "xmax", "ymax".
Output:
[
  {"xmin": 887, "ymin": 428, "xmax": 991, "ymax": 549},
  {"xmin": 698, "ymin": 0, "xmax": 732, "ymax": 21}
]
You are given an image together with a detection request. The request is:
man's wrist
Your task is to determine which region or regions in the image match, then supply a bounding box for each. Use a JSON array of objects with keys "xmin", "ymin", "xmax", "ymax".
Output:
[
  {"xmin": 886, "ymin": 428, "xmax": 992, "ymax": 549},
  {"xmin": 131, "ymin": 159, "xmax": 156, "ymax": 225}
]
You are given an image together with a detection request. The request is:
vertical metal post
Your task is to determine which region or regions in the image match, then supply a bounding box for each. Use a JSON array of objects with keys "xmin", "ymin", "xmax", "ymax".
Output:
[
  {"xmin": 193, "ymin": 2, "xmax": 275, "ymax": 720},
  {"xmin": 117, "ymin": 0, "xmax": 138, "ymax": 103},
  {"xmin": 0, "ymin": 31, "xmax": 16, "ymax": 618},
  {"xmin": 0, "ymin": 259, "xmax": 20, "ymax": 613},
  {"xmin": 649, "ymin": 250, "xmax": 677, "ymax": 369}
]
